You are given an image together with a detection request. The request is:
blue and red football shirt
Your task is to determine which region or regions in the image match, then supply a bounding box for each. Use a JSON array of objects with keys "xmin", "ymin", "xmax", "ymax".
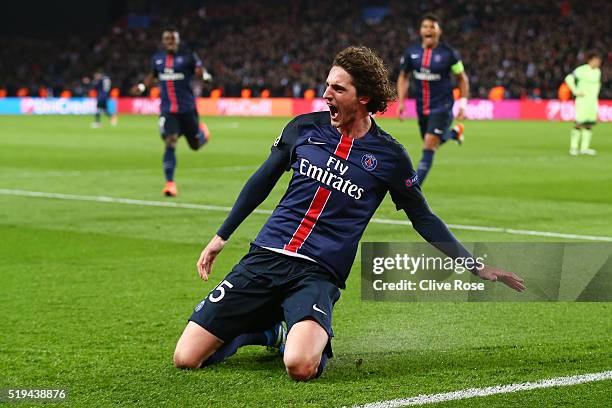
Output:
[
  {"xmin": 244, "ymin": 112, "xmax": 456, "ymax": 287},
  {"xmin": 399, "ymin": 42, "xmax": 462, "ymax": 115},
  {"xmin": 151, "ymin": 47, "xmax": 202, "ymax": 114}
]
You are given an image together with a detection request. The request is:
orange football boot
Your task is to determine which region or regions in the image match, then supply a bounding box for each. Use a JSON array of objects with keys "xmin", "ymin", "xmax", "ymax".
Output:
[
  {"xmin": 453, "ymin": 123, "xmax": 465, "ymax": 145},
  {"xmin": 163, "ymin": 181, "xmax": 178, "ymax": 197}
]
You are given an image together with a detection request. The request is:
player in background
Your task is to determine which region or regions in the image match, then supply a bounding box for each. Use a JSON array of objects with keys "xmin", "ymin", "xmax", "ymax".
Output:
[
  {"xmin": 565, "ymin": 51, "xmax": 602, "ymax": 156},
  {"xmin": 397, "ymin": 13, "xmax": 469, "ymax": 186},
  {"xmin": 133, "ymin": 28, "xmax": 213, "ymax": 197},
  {"xmin": 90, "ymin": 70, "xmax": 117, "ymax": 128},
  {"xmin": 172, "ymin": 46, "xmax": 524, "ymax": 381}
]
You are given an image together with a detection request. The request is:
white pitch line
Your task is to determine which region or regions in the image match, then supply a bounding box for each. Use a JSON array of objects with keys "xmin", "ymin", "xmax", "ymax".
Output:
[
  {"xmin": 1, "ymin": 189, "xmax": 611, "ymax": 242},
  {"xmin": 0, "ymin": 165, "xmax": 257, "ymax": 178},
  {"xmin": 353, "ymin": 370, "xmax": 612, "ymax": 408}
]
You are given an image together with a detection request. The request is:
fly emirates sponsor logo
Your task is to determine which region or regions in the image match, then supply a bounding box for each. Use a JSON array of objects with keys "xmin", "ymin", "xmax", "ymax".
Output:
[{"xmin": 298, "ymin": 156, "xmax": 364, "ymax": 199}]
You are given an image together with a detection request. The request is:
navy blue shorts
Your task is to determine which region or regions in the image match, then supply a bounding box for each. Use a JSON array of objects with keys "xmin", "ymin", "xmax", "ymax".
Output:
[
  {"xmin": 417, "ymin": 111, "xmax": 453, "ymax": 139},
  {"xmin": 159, "ymin": 110, "xmax": 201, "ymax": 146},
  {"xmin": 189, "ymin": 245, "xmax": 341, "ymax": 357},
  {"xmin": 97, "ymin": 99, "xmax": 108, "ymax": 110}
]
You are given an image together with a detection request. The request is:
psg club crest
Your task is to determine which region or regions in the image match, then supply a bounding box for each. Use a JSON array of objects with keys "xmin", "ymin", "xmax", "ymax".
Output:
[
  {"xmin": 405, "ymin": 174, "xmax": 419, "ymax": 188},
  {"xmin": 361, "ymin": 153, "xmax": 377, "ymax": 171}
]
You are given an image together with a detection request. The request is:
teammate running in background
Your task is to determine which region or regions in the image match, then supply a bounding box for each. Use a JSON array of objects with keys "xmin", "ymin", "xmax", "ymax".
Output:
[
  {"xmin": 565, "ymin": 51, "xmax": 602, "ymax": 156},
  {"xmin": 397, "ymin": 13, "xmax": 469, "ymax": 186},
  {"xmin": 90, "ymin": 70, "xmax": 117, "ymax": 128},
  {"xmin": 172, "ymin": 46, "xmax": 524, "ymax": 381},
  {"xmin": 133, "ymin": 28, "xmax": 212, "ymax": 197}
]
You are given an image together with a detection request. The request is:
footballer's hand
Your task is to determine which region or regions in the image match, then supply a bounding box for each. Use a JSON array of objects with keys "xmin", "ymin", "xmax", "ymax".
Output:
[
  {"xmin": 456, "ymin": 107, "xmax": 467, "ymax": 121},
  {"xmin": 574, "ymin": 91, "xmax": 585, "ymax": 97},
  {"xmin": 196, "ymin": 235, "xmax": 227, "ymax": 281},
  {"xmin": 397, "ymin": 103, "xmax": 405, "ymax": 121},
  {"xmin": 202, "ymin": 70, "xmax": 213, "ymax": 82},
  {"xmin": 476, "ymin": 265, "xmax": 525, "ymax": 292}
]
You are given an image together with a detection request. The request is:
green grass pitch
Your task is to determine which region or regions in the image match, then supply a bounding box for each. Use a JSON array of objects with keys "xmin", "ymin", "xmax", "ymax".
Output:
[{"xmin": 0, "ymin": 115, "xmax": 611, "ymax": 407}]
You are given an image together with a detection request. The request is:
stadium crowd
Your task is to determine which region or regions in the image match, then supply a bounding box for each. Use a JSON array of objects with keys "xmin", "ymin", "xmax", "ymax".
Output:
[{"xmin": 1, "ymin": 0, "xmax": 609, "ymax": 99}]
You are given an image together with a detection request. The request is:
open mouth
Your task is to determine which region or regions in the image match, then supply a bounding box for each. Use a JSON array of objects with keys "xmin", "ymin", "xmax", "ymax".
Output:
[{"xmin": 328, "ymin": 104, "xmax": 339, "ymax": 121}]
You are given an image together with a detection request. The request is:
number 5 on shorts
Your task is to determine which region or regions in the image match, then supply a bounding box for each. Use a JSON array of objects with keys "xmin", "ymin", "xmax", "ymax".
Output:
[{"xmin": 209, "ymin": 280, "xmax": 234, "ymax": 303}]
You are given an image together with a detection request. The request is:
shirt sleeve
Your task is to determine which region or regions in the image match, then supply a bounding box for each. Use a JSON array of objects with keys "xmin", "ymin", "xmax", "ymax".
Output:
[
  {"xmin": 399, "ymin": 51, "xmax": 412, "ymax": 73},
  {"xmin": 387, "ymin": 148, "xmax": 475, "ymax": 261},
  {"xmin": 192, "ymin": 52, "xmax": 203, "ymax": 69},
  {"xmin": 565, "ymin": 71, "xmax": 578, "ymax": 93},
  {"xmin": 450, "ymin": 47, "xmax": 464, "ymax": 74},
  {"xmin": 216, "ymin": 120, "xmax": 298, "ymax": 240},
  {"xmin": 150, "ymin": 56, "xmax": 157, "ymax": 77}
]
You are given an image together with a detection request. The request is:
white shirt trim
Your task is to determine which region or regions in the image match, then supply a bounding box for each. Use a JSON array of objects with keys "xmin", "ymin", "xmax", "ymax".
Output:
[{"xmin": 262, "ymin": 247, "xmax": 317, "ymax": 263}]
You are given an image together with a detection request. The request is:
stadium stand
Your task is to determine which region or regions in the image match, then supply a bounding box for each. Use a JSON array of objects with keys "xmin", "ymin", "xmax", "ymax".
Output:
[{"xmin": 0, "ymin": 0, "xmax": 609, "ymax": 99}]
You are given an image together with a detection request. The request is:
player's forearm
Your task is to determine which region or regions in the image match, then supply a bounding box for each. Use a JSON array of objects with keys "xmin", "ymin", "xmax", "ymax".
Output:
[
  {"xmin": 141, "ymin": 74, "xmax": 156, "ymax": 90},
  {"xmin": 195, "ymin": 67, "xmax": 212, "ymax": 82},
  {"xmin": 216, "ymin": 152, "xmax": 286, "ymax": 240},
  {"xmin": 406, "ymin": 210, "xmax": 473, "ymax": 259},
  {"xmin": 397, "ymin": 73, "xmax": 409, "ymax": 103},
  {"xmin": 458, "ymin": 72, "xmax": 469, "ymax": 98}
]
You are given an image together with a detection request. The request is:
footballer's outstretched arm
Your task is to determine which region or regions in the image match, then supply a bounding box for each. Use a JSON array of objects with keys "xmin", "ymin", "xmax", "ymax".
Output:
[
  {"xmin": 454, "ymin": 70, "xmax": 469, "ymax": 120},
  {"xmin": 388, "ymin": 149, "xmax": 525, "ymax": 292},
  {"xmin": 396, "ymin": 70, "xmax": 410, "ymax": 120},
  {"xmin": 196, "ymin": 145, "xmax": 291, "ymax": 280},
  {"xmin": 194, "ymin": 66, "xmax": 213, "ymax": 82},
  {"xmin": 192, "ymin": 52, "xmax": 213, "ymax": 82},
  {"xmin": 402, "ymin": 191, "xmax": 524, "ymax": 292},
  {"xmin": 397, "ymin": 50, "xmax": 412, "ymax": 120},
  {"xmin": 131, "ymin": 73, "xmax": 156, "ymax": 95},
  {"xmin": 216, "ymin": 150, "xmax": 288, "ymax": 240}
]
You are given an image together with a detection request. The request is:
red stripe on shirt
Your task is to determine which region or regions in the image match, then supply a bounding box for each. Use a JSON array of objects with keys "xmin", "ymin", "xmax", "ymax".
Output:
[
  {"xmin": 165, "ymin": 54, "xmax": 179, "ymax": 113},
  {"xmin": 284, "ymin": 187, "xmax": 332, "ymax": 252},
  {"xmin": 334, "ymin": 135, "xmax": 354, "ymax": 160},
  {"xmin": 422, "ymin": 48, "xmax": 432, "ymax": 115}
]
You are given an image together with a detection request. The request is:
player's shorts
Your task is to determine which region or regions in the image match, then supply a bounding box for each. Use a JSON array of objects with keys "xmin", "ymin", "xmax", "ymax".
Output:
[
  {"xmin": 97, "ymin": 99, "xmax": 108, "ymax": 110},
  {"xmin": 417, "ymin": 110, "xmax": 453, "ymax": 139},
  {"xmin": 159, "ymin": 110, "xmax": 201, "ymax": 143},
  {"xmin": 575, "ymin": 99, "xmax": 598, "ymax": 125},
  {"xmin": 189, "ymin": 245, "xmax": 341, "ymax": 357}
]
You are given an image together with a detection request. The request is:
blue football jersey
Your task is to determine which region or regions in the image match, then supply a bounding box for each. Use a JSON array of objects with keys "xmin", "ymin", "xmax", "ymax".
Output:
[
  {"xmin": 151, "ymin": 47, "xmax": 202, "ymax": 114},
  {"xmin": 252, "ymin": 112, "xmax": 423, "ymax": 287},
  {"xmin": 399, "ymin": 42, "xmax": 462, "ymax": 115}
]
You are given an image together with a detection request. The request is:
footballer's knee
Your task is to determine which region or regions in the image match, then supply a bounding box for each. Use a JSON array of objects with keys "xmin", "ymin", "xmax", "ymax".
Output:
[
  {"xmin": 423, "ymin": 134, "xmax": 440, "ymax": 150},
  {"xmin": 283, "ymin": 353, "xmax": 319, "ymax": 381},
  {"xmin": 173, "ymin": 349, "xmax": 203, "ymax": 369},
  {"xmin": 173, "ymin": 321, "xmax": 222, "ymax": 369},
  {"xmin": 164, "ymin": 135, "xmax": 178, "ymax": 148}
]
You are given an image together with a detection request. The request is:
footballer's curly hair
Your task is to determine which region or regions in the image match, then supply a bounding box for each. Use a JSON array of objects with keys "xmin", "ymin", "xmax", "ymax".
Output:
[{"xmin": 332, "ymin": 46, "xmax": 396, "ymax": 114}]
